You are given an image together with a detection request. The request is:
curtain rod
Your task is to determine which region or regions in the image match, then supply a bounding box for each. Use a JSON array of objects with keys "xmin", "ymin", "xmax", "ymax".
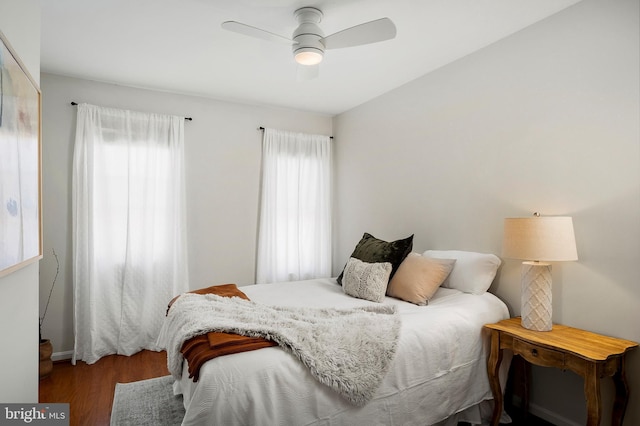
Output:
[
  {"xmin": 259, "ymin": 126, "xmax": 333, "ymax": 139},
  {"xmin": 70, "ymin": 102, "xmax": 192, "ymax": 121}
]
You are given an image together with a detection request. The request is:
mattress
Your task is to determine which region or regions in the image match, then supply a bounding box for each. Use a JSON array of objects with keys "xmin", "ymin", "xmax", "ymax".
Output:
[{"xmin": 172, "ymin": 277, "xmax": 510, "ymax": 426}]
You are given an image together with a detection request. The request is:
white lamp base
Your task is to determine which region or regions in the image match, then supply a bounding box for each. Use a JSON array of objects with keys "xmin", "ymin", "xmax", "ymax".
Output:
[{"xmin": 521, "ymin": 261, "xmax": 552, "ymax": 331}]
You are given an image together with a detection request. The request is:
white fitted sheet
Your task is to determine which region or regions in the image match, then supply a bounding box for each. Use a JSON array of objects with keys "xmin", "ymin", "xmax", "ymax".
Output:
[{"xmin": 174, "ymin": 278, "xmax": 510, "ymax": 426}]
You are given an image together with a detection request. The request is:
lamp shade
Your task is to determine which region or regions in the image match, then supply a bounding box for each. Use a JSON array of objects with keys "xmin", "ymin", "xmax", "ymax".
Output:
[{"xmin": 503, "ymin": 216, "xmax": 578, "ymax": 262}]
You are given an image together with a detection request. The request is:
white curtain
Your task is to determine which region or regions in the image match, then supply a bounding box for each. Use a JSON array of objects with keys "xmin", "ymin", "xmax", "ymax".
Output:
[
  {"xmin": 256, "ymin": 128, "xmax": 332, "ymax": 284},
  {"xmin": 72, "ymin": 103, "xmax": 189, "ymax": 364}
]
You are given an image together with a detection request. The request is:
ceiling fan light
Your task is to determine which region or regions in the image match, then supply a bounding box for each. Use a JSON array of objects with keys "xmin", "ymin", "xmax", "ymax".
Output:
[{"xmin": 295, "ymin": 49, "xmax": 323, "ymax": 65}]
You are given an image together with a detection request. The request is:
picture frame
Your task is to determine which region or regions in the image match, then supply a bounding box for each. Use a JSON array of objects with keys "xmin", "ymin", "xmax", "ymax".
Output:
[{"xmin": 0, "ymin": 29, "xmax": 42, "ymax": 277}]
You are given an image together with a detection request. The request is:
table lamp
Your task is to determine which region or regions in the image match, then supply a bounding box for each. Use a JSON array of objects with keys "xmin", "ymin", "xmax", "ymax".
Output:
[{"xmin": 502, "ymin": 213, "xmax": 578, "ymax": 331}]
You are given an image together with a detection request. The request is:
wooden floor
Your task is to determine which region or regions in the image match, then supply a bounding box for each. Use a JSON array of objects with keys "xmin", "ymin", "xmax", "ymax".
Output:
[{"xmin": 39, "ymin": 350, "xmax": 169, "ymax": 426}]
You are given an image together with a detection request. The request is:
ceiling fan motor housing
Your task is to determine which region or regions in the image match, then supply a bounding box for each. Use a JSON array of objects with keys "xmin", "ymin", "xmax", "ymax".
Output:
[{"xmin": 292, "ymin": 7, "xmax": 325, "ymax": 63}]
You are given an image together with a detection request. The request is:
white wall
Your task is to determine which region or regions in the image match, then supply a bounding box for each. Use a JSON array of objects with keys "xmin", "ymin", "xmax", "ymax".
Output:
[
  {"xmin": 333, "ymin": 0, "xmax": 639, "ymax": 425},
  {"xmin": 39, "ymin": 73, "xmax": 332, "ymax": 357},
  {"xmin": 0, "ymin": 0, "xmax": 41, "ymax": 403}
]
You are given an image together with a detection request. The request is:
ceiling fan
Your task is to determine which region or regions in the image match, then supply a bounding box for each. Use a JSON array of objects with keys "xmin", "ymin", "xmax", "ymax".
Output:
[{"xmin": 221, "ymin": 7, "xmax": 396, "ymax": 68}]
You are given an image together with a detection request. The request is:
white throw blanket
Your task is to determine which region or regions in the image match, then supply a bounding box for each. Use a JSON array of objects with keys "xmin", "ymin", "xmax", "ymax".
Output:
[{"xmin": 157, "ymin": 293, "xmax": 401, "ymax": 406}]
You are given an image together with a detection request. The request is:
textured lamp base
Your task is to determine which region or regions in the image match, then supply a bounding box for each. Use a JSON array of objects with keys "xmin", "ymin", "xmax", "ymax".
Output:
[{"xmin": 521, "ymin": 261, "xmax": 552, "ymax": 331}]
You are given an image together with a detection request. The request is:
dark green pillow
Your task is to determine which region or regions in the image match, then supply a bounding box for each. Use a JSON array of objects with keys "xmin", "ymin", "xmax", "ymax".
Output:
[{"xmin": 337, "ymin": 232, "xmax": 414, "ymax": 285}]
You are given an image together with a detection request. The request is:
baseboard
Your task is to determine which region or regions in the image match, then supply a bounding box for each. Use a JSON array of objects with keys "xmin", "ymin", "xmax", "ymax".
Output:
[
  {"xmin": 528, "ymin": 402, "xmax": 581, "ymax": 426},
  {"xmin": 52, "ymin": 350, "xmax": 73, "ymax": 362}
]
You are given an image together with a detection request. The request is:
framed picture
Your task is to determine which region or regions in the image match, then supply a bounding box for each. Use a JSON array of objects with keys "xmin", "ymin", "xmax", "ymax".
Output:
[{"xmin": 0, "ymin": 30, "xmax": 42, "ymax": 277}]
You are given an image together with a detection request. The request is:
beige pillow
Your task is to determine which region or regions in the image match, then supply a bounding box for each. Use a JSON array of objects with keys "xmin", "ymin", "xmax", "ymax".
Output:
[{"xmin": 387, "ymin": 253, "xmax": 456, "ymax": 305}]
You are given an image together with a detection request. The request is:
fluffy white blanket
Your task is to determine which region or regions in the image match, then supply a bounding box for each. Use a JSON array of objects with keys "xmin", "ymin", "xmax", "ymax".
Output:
[{"xmin": 157, "ymin": 292, "xmax": 401, "ymax": 406}]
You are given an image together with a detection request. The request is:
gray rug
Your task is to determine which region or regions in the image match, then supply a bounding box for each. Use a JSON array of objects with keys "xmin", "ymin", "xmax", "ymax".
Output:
[{"xmin": 110, "ymin": 375, "xmax": 185, "ymax": 426}]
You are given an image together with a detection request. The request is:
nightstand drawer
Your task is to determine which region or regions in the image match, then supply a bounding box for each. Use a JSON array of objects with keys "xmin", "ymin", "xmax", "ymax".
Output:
[{"xmin": 513, "ymin": 338, "xmax": 565, "ymax": 368}]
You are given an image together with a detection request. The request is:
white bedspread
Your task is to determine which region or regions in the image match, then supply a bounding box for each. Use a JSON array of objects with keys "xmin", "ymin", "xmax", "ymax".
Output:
[
  {"xmin": 160, "ymin": 293, "xmax": 400, "ymax": 406},
  {"xmin": 174, "ymin": 278, "xmax": 510, "ymax": 426}
]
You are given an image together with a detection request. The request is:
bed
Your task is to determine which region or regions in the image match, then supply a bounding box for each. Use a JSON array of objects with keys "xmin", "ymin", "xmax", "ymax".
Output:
[{"xmin": 159, "ymin": 244, "xmax": 512, "ymax": 426}]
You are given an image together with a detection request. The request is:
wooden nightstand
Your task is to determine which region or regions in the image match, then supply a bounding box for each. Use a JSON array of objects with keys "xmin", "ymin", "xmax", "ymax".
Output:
[{"xmin": 484, "ymin": 317, "xmax": 638, "ymax": 426}]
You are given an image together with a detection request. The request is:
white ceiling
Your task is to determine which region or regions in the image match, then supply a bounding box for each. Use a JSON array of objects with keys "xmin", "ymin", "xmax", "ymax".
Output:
[{"xmin": 37, "ymin": 0, "xmax": 582, "ymax": 116}]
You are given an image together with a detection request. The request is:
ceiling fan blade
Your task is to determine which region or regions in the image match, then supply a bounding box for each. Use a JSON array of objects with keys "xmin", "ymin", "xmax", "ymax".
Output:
[
  {"xmin": 221, "ymin": 21, "xmax": 293, "ymax": 45},
  {"xmin": 322, "ymin": 18, "xmax": 396, "ymax": 49}
]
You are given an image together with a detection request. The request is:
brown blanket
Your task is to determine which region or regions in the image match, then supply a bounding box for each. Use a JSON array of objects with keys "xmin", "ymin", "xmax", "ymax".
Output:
[{"xmin": 167, "ymin": 284, "xmax": 277, "ymax": 382}]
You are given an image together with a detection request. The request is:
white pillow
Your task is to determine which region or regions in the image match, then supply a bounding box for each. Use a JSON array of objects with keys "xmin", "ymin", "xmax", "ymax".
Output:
[
  {"xmin": 422, "ymin": 250, "xmax": 501, "ymax": 294},
  {"xmin": 342, "ymin": 257, "xmax": 392, "ymax": 303}
]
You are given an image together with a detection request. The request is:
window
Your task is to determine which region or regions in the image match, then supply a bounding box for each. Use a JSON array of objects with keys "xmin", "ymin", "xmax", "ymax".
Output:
[
  {"xmin": 256, "ymin": 128, "xmax": 332, "ymax": 283},
  {"xmin": 72, "ymin": 104, "xmax": 189, "ymax": 364}
]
